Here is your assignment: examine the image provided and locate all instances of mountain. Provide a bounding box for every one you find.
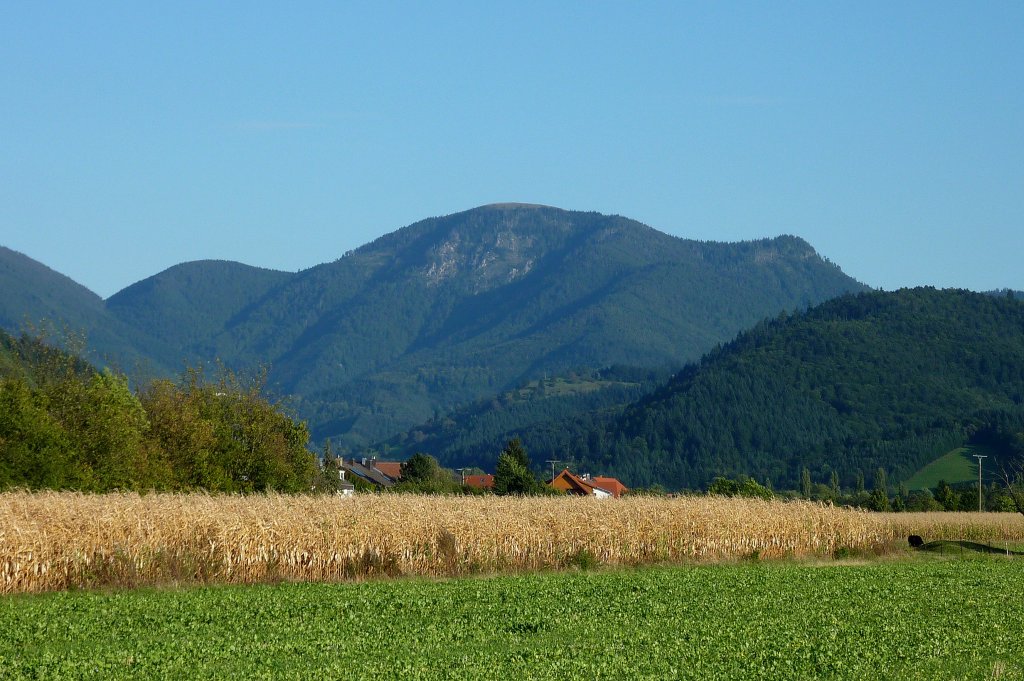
[106,260,293,369]
[0,247,168,374]
[1,204,867,448]
[488,288,1024,491]
[0,247,105,329]
[192,204,865,446]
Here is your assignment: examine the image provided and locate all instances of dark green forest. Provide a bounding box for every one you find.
[378,366,671,471]
[415,289,1024,492]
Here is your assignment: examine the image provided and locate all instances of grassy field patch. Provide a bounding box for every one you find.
[1,560,1022,679]
[904,444,996,490]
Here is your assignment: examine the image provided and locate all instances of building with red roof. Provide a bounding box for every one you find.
[463,474,495,490]
[548,469,626,499]
[372,461,403,481]
[590,476,628,498]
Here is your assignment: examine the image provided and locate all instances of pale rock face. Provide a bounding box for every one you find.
[424,235,463,284]
[753,240,814,264]
[422,227,537,291]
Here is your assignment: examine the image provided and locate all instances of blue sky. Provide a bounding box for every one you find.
[2,2,1022,298]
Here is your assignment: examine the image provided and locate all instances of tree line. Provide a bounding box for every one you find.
[0,330,316,493]
[708,466,1023,513]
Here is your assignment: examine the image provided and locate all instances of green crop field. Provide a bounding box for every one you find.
[904,444,997,490]
[2,558,1022,679]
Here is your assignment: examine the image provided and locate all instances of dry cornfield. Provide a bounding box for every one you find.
[2,491,1022,594]
[881,511,1024,543]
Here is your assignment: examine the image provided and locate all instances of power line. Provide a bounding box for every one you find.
[974,454,987,513]
[545,460,561,481]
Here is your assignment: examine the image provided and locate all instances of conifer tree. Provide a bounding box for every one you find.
[493,438,542,495]
[829,471,841,497]
[870,468,890,511]
[800,467,812,498]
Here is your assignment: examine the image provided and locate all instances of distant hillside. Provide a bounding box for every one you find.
[222,205,866,446]
[499,288,1024,490]
[1,204,867,448]
[106,260,292,369]
[378,366,673,470]
[0,247,170,374]
[0,247,104,328]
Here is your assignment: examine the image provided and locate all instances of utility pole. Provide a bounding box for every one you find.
[974,454,987,512]
[546,460,561,482]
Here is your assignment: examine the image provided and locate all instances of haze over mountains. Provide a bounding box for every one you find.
[1,204,867,451]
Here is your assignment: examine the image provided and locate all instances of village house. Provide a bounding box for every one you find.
[590,476,628,498]
[372,461,403,481]
[340,457,402,489]
[335,469,356,496]
[463,473,495,490]
[548,468,628,499]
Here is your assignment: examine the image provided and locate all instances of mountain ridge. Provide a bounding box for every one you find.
[1,204,869,448]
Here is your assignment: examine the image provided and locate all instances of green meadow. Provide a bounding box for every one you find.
[2,558,1022,680]
[904,444,996,490]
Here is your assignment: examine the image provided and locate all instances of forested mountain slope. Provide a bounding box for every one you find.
[2,204,867,448]
[105,260,293,369]
[0,247,105,329]
[0,247,171,374]
[505,288,1024,491]
[211,205,864,445]
[378,365,673,469]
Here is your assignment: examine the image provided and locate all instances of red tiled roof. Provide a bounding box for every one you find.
[373,461,403,480]
[550,469,607,497]
[464,474,494,489]
[591,476,628,498]
[343,460,394,487]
